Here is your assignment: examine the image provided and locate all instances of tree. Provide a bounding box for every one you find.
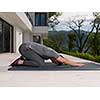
[67,32,77,52]
[66,16,94,53]
[43,12,63,51]
[88,12,100,55]
[43,38,57,50]
[50,33,64,52]
[88,32,100,56]
[48,12,62,31]
[43,33,64,52]
[48,12,62,18]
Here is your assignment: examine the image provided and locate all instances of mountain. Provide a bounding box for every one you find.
[48,30,88,36]
[48,30,89,48]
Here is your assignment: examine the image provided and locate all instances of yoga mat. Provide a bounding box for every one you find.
[8,62,100,71]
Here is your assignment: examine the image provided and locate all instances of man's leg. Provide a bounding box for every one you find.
[19,44,45,67]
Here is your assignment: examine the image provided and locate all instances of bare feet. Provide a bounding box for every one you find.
[17,59,24,65]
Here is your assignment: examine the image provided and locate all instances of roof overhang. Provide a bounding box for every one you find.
[0,12,33,32]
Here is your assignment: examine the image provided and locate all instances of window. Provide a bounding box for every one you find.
[0,20,3,52]
[0,18,13,53]
[35,13,47,26]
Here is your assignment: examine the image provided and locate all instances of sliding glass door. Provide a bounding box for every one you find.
[0,18,13,53]
[0,20,3,52]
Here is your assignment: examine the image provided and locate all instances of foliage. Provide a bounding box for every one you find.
[46,12,100,61]
[67,32,77,52]
[43,38,57,50]
[67,17,93,53]
[95,55,100,62]
[88,32,100,56]
[61,51,100,63]
[43,33,64,52]
[48,12,62,31]
[48,12,62,18]
[62,12,100,55]
[43,36,100,63]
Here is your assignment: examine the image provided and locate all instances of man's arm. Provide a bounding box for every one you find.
[56,56,85,67]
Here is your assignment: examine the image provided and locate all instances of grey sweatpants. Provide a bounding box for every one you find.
[19,44,45,67]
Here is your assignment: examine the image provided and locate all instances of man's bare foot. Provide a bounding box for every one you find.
[18,59,24,65]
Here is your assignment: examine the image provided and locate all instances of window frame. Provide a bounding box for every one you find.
[35,13,47,26]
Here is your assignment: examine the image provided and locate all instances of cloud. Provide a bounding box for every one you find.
[54,12,94,31]
[58,12,93,21]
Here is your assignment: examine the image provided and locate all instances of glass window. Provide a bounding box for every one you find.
[41,14,46,26]
[35,13,47,26]
[0,20,3,52]
[35,13,41,26]
[0,18,13,53]
[25,12,33,25]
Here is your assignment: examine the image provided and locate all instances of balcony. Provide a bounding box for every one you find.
[25,12,33,26]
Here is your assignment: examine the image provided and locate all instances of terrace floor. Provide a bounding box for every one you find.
[0,53,100,87]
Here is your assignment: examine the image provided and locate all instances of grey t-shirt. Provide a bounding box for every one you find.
[24,42,59,60]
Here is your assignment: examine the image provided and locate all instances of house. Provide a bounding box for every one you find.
[0,12,48,53]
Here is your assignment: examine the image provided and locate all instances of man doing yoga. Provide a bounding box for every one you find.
[11,42,85,67]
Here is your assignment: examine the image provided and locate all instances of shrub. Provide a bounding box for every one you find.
[43,38,56,50]
[61,51,100,63]
[43,39,100,63]
[95,56,100,62]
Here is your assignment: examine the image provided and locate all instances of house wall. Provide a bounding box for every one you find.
[0,12,48,53]
[16,12,32,31]
[23,32,31,43]
[32,13,48,44]
[15,27,23,53]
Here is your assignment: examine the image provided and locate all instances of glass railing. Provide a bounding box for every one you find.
[25,12,33,26]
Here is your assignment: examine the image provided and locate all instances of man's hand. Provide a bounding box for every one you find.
[56,56,85,67]
[70,62,85,67]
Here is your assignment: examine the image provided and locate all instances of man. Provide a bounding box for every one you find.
[11,42,85,67]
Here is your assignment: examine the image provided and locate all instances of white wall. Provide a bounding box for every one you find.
[33,26,48,34]
[15,27,23,53]
[0,12,48,54]
[23,32,31,43]
[16,12,33,31]
[0,12,33,32]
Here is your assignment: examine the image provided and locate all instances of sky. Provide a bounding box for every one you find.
[53,12,94,31]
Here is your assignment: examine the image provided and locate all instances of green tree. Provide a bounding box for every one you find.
[43,38,57,50]
[67,16,94,53]
[43,33,64,52]
[48,12,62,18]
[50,33,64,52]
[48,12,62,31]
[88,32,100,56]
[67,32,77,52]
[92,12,100,55]
[86,12,100,56]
